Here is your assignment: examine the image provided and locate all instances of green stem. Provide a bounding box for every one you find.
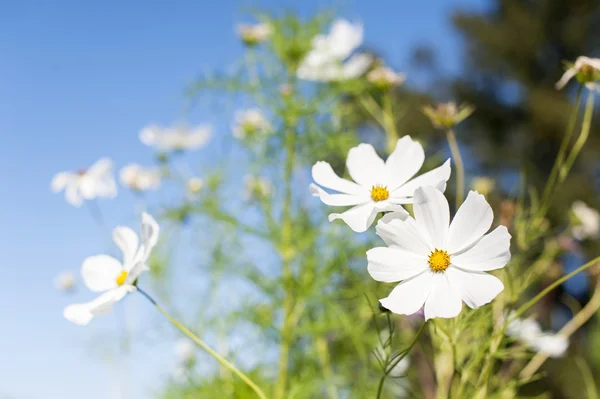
[137,288,267,399]
[559,92,595,181]
[382,92,398,153]
[375,322,427,399]
[446,129,465,208]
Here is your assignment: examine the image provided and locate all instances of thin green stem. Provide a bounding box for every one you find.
[382,92,398,153]
[375,322,427,399]
[559,92,595,181]
[137,288,267,399]
[446,129,465,208]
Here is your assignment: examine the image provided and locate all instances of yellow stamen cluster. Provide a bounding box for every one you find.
[116,270,128,286]
[428,249,451,273]
[370,186,389,202]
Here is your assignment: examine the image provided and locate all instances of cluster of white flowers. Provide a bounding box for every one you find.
[506,315,568,358]
[232,108,273,140]
[297,19,372,82]
[311,135,511,320]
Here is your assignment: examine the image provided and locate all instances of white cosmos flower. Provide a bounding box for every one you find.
[556,56,600,91]
[237,23,272,46]
[571,200,600,240]
[54,271,76,292]
[51,158,117,207]
[63,213,159,326]
[367,66,406,88]
[232,108,273,140]
[368,186,511,320]
[119,163,161,192]
[506,315,568,358]
[297,19,373,82]
[310,136,451,232]
[140,124,212,152]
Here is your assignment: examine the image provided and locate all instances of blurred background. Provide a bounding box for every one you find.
[1,1,600,398]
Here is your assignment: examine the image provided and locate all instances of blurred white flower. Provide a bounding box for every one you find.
[471,176,495,197]
[54,271,76,292]
[187,177,204,195]
[51,158,117,207]
[140,124,212,152]
[119,163,161,192]
[174,338,196,364]
[368,187,511,320]
[297,19,373,82]
[571,201,600,240]
[367,66,406,88]
[244,175,273,199]
[64,213,159,326]
[232,109,273,140]
[556,56,600,91]
[237,23,272,46]
[310,136,451,232]
[506,315,568,358]
[423,102,475,129]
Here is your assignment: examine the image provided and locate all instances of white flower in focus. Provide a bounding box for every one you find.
[571,201,600,240]
[51,158,117,207]
[368,186,511,320]
[54,271,76,292]
[310,136,451,232]
[244,175,273,199]
[237,23,272,46]
[140,124,212,152]
[297,19,373,82]
[63,213,159,326]
[367,66,406,89]
[175,338,196,364]
[556,56,600,91]
[187,177,204,195]
[506,316,568,358]
[232,109,273,140]
[119,163,161,192]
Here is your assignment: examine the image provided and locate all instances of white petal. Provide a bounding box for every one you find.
[446,267,504,309]
[113,226,140,267]
[451,226,511,271]
[346,143,386,188]
[63,287,130,325]
[341,53,373,79]
[127,262,150,283]
[446,190,494,253]
[63,303,94,326]
[184,125,212,149]
[375,212,432,255]
[385,136,425,191]
[367,247,428,282]
[139,125,160,146]
[139,212,159,261]
[555,68,576,90]
[327,19,363,59]
[65,185,83,207]
[81,255,122,292]
[311,161,365,196]
[87,158,113,176]
[535,335,568,358]
[423,273,462,320]
[413,186,449,248]
[51,172,75,192]
[309,183,370,206]
[380,272,433,315]
[328,202,378,232]
[391,159,451,199]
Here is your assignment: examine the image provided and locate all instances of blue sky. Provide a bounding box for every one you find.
[0,1,485,398]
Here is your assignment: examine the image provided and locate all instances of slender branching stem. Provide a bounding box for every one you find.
[445,129,465,208]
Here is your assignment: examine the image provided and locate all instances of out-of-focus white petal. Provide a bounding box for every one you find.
[341,53,373,79]
[446,267,504,309]
[81,255,122,292]
[127,262,150,283]
[451,226,511,271]
[139,212,159,261]
[184,125,212,149]
[380,272,433,315]
[391,159,451,199]
[87,158,113,176]
[311,161,366,196]
[309,183,370,206]
[375,213,432,255]
[65,185,83,207]
[413,186,449,248]
[346,143,385,188]
[51,172,75,192]
[328,202,378,233]
[423,273,462,320]
[113,226,140,267]
[535,335,568,358]
[367,247,428,282]
[555,68,576,90]
[327,19,363,59]
[446,191,494,253]
[385,136,425,191]
[64,287,130,326]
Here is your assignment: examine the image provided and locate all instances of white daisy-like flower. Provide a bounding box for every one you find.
[232,109,273,140]
[237,23,272,46]
[139,124,212,152]
[571,200,600,240]
[119,163,161,192]
[51,158,117,207]
[506,315,568,358]
[368,186,511,320]
[63,213,159,326]
[367,66,406,88]
[556,56,600,91]
[310,136,451,232]
[297,19,373,82]
[174,338,196,364]
[54,271,76,292]
[244,175,273,199]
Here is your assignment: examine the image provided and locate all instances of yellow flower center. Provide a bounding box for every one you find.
[428,249,451,273]
[116,270,128,286]
[371,186,389,202]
